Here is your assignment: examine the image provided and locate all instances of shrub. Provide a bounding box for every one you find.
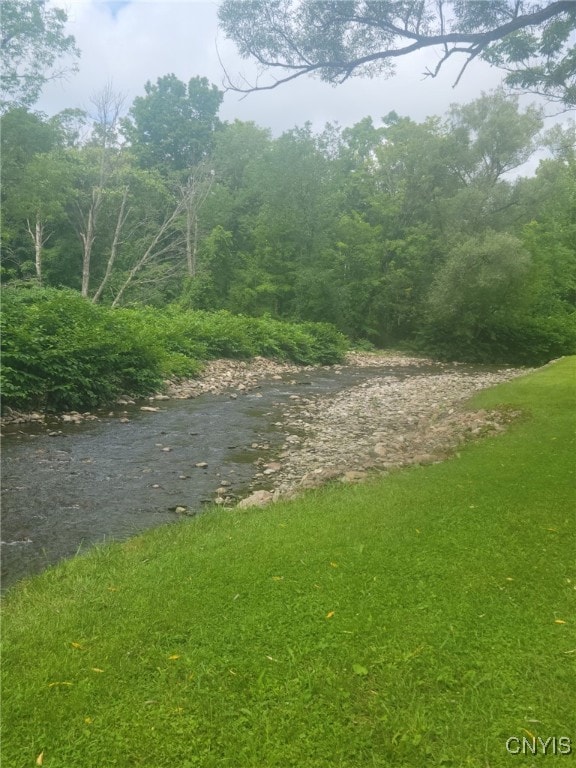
[418,311,576,365]
[1,288,348,413]
[1,288,165,412]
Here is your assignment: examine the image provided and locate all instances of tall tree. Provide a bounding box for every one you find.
[121,74,223,174]
[75,84,126,297]
[219,1,576,106]
[0,0,79,112]
[446,90,543,184]
[0,108,69,280]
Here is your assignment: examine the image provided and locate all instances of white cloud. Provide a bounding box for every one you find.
[39,1,567,136]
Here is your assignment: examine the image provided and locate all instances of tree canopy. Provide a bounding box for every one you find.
[218,0,576,106]
[121,75,223,174]
[0,0,79,112]
[1,70,574,364]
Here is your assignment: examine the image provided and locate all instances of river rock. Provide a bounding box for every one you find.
[261,359,531,501]
[62,413,83,423]
[299,468,341,489]
[237,490,274,509]
[340,470,369,483]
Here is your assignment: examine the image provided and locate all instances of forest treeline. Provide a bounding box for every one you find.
[2,75,575,379]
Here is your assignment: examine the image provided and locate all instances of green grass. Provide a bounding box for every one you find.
[2,358,575,767]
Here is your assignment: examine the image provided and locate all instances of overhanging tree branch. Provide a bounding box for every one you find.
[219,1,576,104]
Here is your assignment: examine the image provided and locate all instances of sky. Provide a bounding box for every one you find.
[37,0,529,135]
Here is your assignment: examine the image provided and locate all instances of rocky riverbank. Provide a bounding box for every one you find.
[235,357,533,508]
[1,351,534,510]
[0,356,316,427]
[0,351,433,426]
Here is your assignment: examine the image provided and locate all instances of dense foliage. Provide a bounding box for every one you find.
[1,12,575,392]
[0,0,79,112]
[218,0,576,107]
[0,286,347,412]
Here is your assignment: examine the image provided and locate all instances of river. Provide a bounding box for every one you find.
[2,362,433,591]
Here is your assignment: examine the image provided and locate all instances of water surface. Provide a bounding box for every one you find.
[1,363,446,590]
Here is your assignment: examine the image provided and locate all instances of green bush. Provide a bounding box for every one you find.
[1,288,348,413]
[483,312,576,365]
[418,311,576,365]
[1,287,165,411]
[158,308,347,366]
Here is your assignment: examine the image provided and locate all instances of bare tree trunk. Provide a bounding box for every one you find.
[185,205,195,277]
[80,188,102,297]
[75,83,126,298]
[111,201,184,308]
[181,167,215,278]
[92,186,130,303]
[26,212,50,284]
[192,213,198,277]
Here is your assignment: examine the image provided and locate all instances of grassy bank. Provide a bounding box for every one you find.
[2,358,575,767]
[0,286,347,413]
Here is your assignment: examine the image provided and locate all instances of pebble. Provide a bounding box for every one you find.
[239,356,532,506]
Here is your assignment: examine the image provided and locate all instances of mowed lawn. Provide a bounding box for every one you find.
[2,357,575,768]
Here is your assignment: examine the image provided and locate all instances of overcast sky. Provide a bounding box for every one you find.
[37,0,541,134]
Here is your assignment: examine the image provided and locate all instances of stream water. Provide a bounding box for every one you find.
[1,363,442,591]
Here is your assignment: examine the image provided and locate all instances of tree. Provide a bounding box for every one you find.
[0,0,79,112]
[427,231,532,322]
[438,90,544,235]
[0,108,70,280]
[75,84,126,297]
[520,122,576,313]
[121,74,223,174]
[17,152,73,283]
[218,1,576,106]
[446,90,543,184]
[179,166,216,278]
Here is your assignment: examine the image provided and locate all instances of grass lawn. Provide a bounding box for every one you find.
[2,357,575,767]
